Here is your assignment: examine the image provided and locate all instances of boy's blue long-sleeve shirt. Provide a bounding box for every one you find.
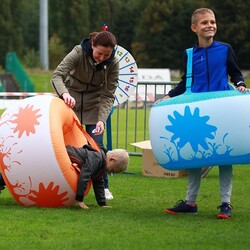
[169,41,245,97]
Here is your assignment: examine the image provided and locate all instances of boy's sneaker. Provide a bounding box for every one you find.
[104,189,113,200]
[165,200,198,214]
[217,202,232,219]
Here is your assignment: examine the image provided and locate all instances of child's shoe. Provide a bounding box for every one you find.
[165,200,198,214]
[217,202,232,219]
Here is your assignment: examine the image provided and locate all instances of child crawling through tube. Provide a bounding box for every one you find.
[66,144,129,209]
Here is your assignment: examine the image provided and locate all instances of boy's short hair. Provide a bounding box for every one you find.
[112,149,130,172]
[191,8,215,24]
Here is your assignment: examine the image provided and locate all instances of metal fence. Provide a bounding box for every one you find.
[105,81,178,155]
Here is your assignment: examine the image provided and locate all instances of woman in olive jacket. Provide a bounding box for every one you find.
[51,31,119,199]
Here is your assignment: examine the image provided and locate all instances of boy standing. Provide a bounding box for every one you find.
[66,145,129,209]
[156,8,247,219]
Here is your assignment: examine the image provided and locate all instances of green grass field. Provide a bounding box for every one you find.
[0,71,250,249]
[0,162,250,249]
[27,69,54,92]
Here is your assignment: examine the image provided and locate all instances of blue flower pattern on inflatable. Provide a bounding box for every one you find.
[165,106,217,152]
[158,104,239,169]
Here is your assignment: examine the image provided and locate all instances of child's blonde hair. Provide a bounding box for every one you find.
[110,149,130,172]
[191,8,215,24]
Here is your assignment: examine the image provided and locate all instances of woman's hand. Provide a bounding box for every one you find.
[62,92,76,108]
[93,121,105,135]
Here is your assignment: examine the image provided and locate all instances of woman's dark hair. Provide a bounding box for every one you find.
[90,31,117,49]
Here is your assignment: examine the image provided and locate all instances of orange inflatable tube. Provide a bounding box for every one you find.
[0,95,97,207]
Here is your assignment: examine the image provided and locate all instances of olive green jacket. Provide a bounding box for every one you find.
[51,42,119,125]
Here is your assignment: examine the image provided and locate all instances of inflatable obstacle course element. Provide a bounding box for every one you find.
[149,47,250,170]
[0,95,98,207]
[150,89,250,170]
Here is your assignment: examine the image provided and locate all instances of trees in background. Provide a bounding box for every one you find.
[0,0,25,69]
[1,0,250,70]
[132,0,198,68]
[208,0,250,69]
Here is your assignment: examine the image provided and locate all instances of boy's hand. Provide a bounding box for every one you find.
[237,86,248,92]
[78,202,89,209]
[153,95,170,105]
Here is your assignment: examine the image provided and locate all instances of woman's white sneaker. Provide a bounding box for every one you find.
[105,189,113,200]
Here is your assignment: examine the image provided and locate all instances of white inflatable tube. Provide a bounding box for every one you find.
[0,95,97,207]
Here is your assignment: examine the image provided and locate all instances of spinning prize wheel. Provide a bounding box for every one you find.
[101,24,138,106]
[114,45,138,106]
